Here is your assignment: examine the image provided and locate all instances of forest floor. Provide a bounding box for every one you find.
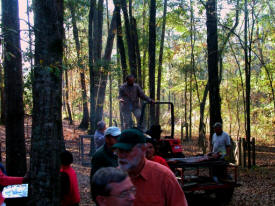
[0,118,274,206]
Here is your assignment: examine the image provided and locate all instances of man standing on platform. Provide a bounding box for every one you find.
[119,75,154,130]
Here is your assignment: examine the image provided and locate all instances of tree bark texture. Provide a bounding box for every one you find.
[132,18,142,87]
[149,0,156,124]
[89,0,96,134]
[30,0,64,205]
[93,0,104,126]
[64,69,73,124]
[206,0,222,142]
[244,0,251,168]
[0,64,5,125]
[2,0,27,176]
[120,0,137,77]
[156,0,168,125]
[68,1,89,129]
[198,82,209,154]
[95,13,117,124]
[114,0,128,81]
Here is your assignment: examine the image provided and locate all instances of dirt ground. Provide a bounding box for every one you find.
[1,119,274,206]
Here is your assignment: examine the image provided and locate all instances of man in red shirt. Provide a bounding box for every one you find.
[113,129,188,206]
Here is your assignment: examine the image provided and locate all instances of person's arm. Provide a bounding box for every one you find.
[137,85,153,103]
[118,85,125,102]
[0,170,23,186]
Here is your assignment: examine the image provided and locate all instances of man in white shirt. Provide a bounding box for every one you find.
[211,122,231,182]
[211,122,231,159]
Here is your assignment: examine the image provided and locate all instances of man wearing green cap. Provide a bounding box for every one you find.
[113,129,188,206]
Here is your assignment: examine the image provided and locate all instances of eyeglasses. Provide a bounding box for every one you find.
[110,186,136,198]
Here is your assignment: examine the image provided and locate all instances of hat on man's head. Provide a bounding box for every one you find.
[104,127,121,137]
[112,128,146,151]
[97,120,106,130]
[213,122,222,128]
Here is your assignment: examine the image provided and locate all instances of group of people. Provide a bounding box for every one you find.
[61,74,232,206]
[91,127,188,206]
[0,75,231,206]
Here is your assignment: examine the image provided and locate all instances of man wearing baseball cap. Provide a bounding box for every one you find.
[90,127,121,179]
[113,128,188,206]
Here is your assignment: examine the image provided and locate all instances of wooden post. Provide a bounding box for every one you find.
[238,138,242,166]
[252,138,256,166]
[243,138,246,168]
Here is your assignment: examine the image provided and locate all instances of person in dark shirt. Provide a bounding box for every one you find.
[90,127,121,180]
[119,75,154,129]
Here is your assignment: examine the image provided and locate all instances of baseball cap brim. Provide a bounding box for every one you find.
[111,130,121,137]
[112,142,135,151]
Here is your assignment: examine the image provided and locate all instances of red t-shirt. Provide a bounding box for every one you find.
[151,155,170,168]
[60,165,80,206]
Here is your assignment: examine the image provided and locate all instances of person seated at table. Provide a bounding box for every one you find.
[146,138,170,168]
[0,163,28,206]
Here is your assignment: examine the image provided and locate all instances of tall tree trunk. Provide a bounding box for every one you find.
[206,0,222,144]
[95,14,117,125]
[93,0,104,128]
[64,69,73,124]
[189,72,192,140]
[244,0,251,168]
[156,0,168,125]
[189,0,196,141]
[106,0,112,127]
[198,82,209,153]
[142,0,147,89]
[149,0,156,125]
[132,18,142,87]
[30,0,64,205]
[2,0,27,176]
[109,73,113,126]
[89,0,96,134]
[114,0,128,80]
[68,1,89,129]
[184,69,188,140]
[121,0,137,77]
[0,64,5,125]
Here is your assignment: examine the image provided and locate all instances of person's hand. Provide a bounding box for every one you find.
[150,99,155,104]
[119,98,125,103]
[23,172,30,183]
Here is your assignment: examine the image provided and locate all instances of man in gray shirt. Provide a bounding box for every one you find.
[119,75,154,129]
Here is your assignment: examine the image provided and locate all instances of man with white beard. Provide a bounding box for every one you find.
[113,129,188,206]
